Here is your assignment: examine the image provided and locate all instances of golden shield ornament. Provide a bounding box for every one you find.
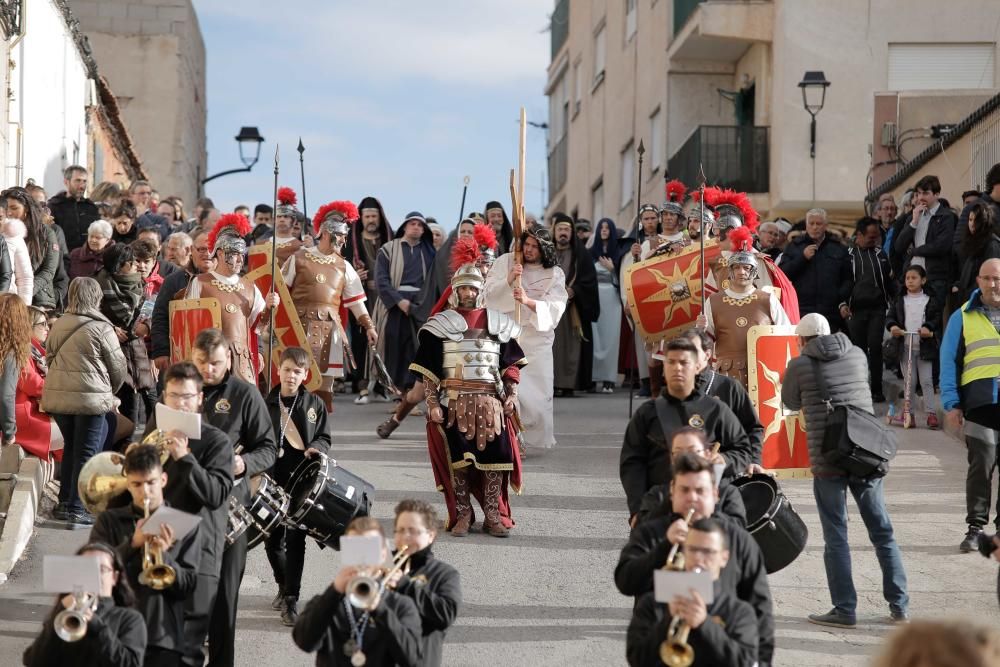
[736,316,749,327]
[688,414,705,429]
[225,303,238,313]
[315,273,327,284]
[307,408,318,423]
[214,398,231,414]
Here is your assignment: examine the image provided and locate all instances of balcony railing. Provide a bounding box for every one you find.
[667,125,769,193]
[551,0,569,60]
[673,0,703,36]
[548,134,568,199]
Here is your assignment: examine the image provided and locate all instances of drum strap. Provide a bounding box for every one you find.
[279,398,307,451]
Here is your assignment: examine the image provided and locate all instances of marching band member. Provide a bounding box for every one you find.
[281,199,377,412]
[90,444,202,667]
[23,542,147,667]
[627,518,759,667]
[293,516,422,667]
[388,500,462,667]
[264,346,331,626]
[145,362,233,666]
[615,453,775,667]
[190,328,277,667]
[183,213,279,385]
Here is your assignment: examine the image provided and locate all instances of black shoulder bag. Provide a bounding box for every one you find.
[810,358,897,478]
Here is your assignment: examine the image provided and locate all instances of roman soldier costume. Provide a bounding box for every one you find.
[268,186,303,266]
[649,179,692,258]
[410,246,525,537]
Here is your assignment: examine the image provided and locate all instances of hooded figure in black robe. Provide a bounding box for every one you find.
[483,201,515,256]
[550,212,600,394]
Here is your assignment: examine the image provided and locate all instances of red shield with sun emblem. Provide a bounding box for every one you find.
[747,325,812,477]
[623,240,722,343]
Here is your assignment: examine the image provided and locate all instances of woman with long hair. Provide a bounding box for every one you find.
[587,218,623,393]
[15,306,62,460]
[955,200,1000,303]
[0,293,31,449]
[23,541,146,667]
[3,186,60,310]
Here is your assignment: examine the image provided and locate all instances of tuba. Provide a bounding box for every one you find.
[346,545,411,611]
[138,497,176,590]
[78,431,171,514]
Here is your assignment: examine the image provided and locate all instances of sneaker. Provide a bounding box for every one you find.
[67,511,95,526]
[271,588,286,611]
[372,392,391,403]
[281,597,298,626]
[890,610,910,624]
[808,609,856,628]
[960,526,983,553]
[51,503,69,521]
[353,394,370,405]
[926,413,940,429]
[601,385,614,394]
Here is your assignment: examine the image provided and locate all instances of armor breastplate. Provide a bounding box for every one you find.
[275,239,302,266]
[710,290,772,361]
[290,251,345,322]
[197,275,252,352]
[441,330,501,382]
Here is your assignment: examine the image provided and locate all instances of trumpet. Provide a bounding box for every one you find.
[138,498,176,590]
[659,507,698,667]
[664,507,696,572]
[346,545,411,611]
[54,589,98,642]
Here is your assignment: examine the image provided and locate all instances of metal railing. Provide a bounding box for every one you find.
[667,125,770,193]
[548,134,568,198]
[551,0,569,60]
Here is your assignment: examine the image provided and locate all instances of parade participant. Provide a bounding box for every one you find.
[90,444,202,667]
[388,499,462,666]
[635,427,746,527]
[428,216,479,312]
[483,227,567,452]
[261,187,303,266]
[550,213,599,397]
[615,453,775,666]
[373,211,436,396]
[145,362,233,666]
[183,213,279,385]
[483,201,515,255]
[345,196,393,403]
[282,200,377,412]
[627,518,759,667]
[264,347,331,626]
[588,218,622,393]
[409,254,525,536]
[620,204,663,396]
[686,203,713,243]
[189,328,277,667]
[648,180,690,257]
[292,516,422,667]
[702,226,790,389]
[619,338,753,525]
[23,541,147,667]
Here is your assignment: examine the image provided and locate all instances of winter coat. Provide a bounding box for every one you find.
[28,224,62,310]
[94,268,151,391]
[894,205,959,286]
[40,310,127,416]
[15,341,54,460]
[3,218,33,305]
[778,234,852,320]
[47,191,100,252]
[847,245,893,310]
[885,287,942,361]
[782,333,873,477]
[68,241,112,280]
[955,233,1000,304]
[0,234,11,294]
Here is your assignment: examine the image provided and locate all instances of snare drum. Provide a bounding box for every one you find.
[733,473,808,574]
[244,474,292,550]
[287,453,374,549]
[225,495,254,547]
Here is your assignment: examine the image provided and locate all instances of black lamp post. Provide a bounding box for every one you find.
[797,71,830,159]
[201,126,265,184]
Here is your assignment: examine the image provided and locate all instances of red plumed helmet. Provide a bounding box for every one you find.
[472,223,498,251]
[449,237,481,273]
[728,225,754,253]
[312,200,359,236]
[207,213,252,253]
[664,179,687,203]
[277,187,297,207]
[691,185,723,208]
[712,189,760,232]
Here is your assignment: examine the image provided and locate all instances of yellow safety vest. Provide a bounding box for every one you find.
[960,307,1000,385]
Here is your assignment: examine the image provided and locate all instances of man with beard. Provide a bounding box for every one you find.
[410,254,524,536]
[48,165,100,253]
[257,188,302,266]
[550,213,598,397]
[648,180,690,258]
[373,211,436,394]
[345,196,393,402]
[483,201,515,256]
[282,200,377,412]
[619,203,662,396]
[183,214,279,385]
[483,228,567,452]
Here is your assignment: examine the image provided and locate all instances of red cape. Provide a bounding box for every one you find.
[761,255,800,323]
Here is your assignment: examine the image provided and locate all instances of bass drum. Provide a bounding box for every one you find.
[287,453,374,549]
[733,474,808,574]
[245,474,292,550]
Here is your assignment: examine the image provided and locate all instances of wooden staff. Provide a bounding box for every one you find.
[509,107,527,324]
[267,145,279,390]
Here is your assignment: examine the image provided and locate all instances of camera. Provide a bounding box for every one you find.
[977,532,998,558]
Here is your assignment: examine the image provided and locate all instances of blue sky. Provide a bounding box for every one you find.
[196,1,551,230]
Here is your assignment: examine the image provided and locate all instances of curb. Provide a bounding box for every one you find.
[0,455,54,581]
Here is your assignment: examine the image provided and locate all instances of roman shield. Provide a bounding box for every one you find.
[245,245,322,391]
[168,298,222,364]
[746,324,812,477]
[623,239,722,343]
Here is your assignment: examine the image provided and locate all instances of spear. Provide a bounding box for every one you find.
[697,163,707,312]
[629,140,645,418]
[297,138,307,221]
[458,175,470,223]
[268,145,280,390]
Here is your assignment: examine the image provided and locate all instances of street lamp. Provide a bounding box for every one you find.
[797,71,830,159]
[201,126,266,184]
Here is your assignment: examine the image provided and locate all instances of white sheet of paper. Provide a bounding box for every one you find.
[155,403,202,439]
[340,534,383,566]
[654,569,715,605]
[141,505,202,543]
[43,555,102,593]
[713,463,726,487]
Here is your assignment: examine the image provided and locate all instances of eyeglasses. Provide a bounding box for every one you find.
[164,392,199,401]
[32,321,48,329]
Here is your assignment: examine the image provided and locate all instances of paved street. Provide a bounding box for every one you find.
[0,390,998,666]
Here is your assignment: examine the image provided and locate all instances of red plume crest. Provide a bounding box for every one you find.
[713,189,759,232]
[207,213,251,253]
[312,200,359,236]
[277,187,297,207]
[664,179,687,203]
[449,238,481,273]
[728,225,754,253]
[472,223,498,250]
[691,185,722,208]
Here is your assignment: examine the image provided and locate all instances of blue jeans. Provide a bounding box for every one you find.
[54,413,109,514]
[813,476,909,616]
